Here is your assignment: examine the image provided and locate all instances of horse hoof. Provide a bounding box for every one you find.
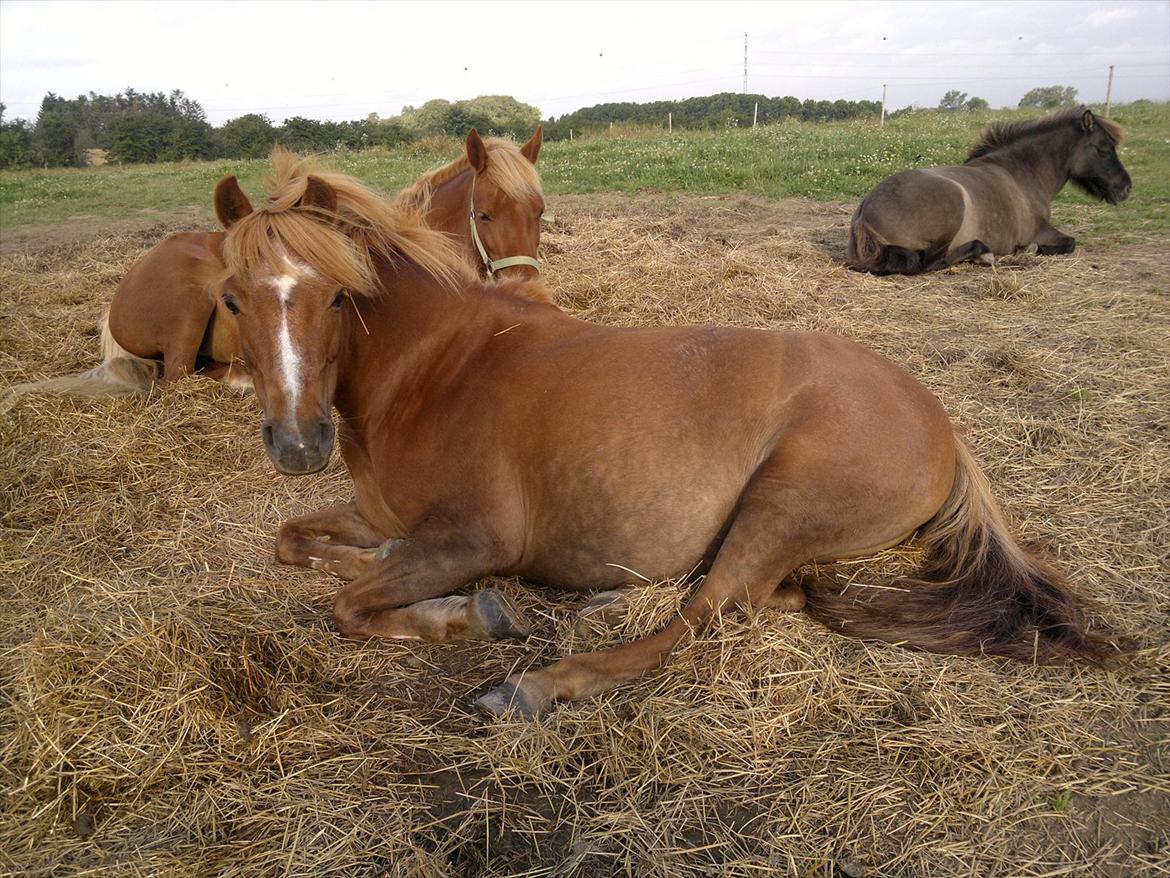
[474,681,544,720]
[575,589,631,634]
[471,590,531,640]
[376,538,404,560]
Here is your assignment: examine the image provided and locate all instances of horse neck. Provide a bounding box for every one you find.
[978,129,1075,202]
[333,261,512,424]
[426,168,474,249]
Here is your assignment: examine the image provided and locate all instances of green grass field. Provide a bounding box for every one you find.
[1,102,1167,242]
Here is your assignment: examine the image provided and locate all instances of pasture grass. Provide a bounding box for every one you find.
[2,102,1166,242]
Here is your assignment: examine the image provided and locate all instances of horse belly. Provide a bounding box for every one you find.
[522,480,739,590]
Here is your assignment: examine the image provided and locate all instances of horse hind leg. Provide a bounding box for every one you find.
[476,485,815,720]
[924,239,991,272]
[872,245,927,276]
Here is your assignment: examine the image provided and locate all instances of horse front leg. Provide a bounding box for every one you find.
[331,518,530,643]
[276,500,386,580]
[1034,222,1076,256]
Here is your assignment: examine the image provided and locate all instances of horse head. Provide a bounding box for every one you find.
[213,173,350,475]
[1069,109,1131,205]
[465,127,544,279]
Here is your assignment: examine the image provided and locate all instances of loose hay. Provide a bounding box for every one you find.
[1,196,1167,877]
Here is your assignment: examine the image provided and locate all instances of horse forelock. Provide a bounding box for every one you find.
[966,107,1125,162]
[223,148,470,295]
[397,137,543,210]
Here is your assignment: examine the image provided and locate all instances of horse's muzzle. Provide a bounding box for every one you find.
[262,418,335,474]
[1108,181,1132,204]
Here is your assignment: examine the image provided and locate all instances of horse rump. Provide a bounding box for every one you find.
[805,438,1125,664]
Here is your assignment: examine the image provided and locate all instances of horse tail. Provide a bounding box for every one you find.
[805,438,1121,664]
[1,311,160,413]
[847,209,925,275]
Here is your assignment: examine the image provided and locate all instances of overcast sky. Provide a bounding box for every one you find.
[2,0,1168,125]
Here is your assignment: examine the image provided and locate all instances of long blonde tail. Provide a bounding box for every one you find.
[1,312,160,413]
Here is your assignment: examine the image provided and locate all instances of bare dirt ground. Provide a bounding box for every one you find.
[1,194,1167,877]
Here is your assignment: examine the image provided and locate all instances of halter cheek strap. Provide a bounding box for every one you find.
[468,175,541,277]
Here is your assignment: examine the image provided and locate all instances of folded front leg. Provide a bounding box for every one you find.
[331,517,528,643]
[1034,221,1076,256]
[276,500,386,580]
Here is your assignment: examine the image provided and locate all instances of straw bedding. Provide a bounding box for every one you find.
[1,195,1167,876]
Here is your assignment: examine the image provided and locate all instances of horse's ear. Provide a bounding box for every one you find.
[214,175,254,229]
[466,128,489,174]
[1081,109,1095,132]
[520,125,543,165]
[299,175,338,213]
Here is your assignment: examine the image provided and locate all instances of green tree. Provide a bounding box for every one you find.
[401,99,452,133]
[216,113,276,158]
[965,96,990,112]
[938,90,968,111]
[1019,85,1078,109]
[0,103,36,169]
[34,111,79,166]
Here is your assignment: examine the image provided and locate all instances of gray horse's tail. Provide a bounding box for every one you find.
[1,311,160,413]
[847,210,925,276]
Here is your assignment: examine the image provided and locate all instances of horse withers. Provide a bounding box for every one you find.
[848,108,1131,275]
[0,128,544,409]
[211,151,1121,720]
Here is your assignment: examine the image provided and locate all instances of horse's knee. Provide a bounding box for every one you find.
[274,523,303,565]
[331,592,368,639]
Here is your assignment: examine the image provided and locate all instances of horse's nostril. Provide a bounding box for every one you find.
[262,424,276,453]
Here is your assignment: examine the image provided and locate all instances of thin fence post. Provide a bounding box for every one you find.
[753,102,758,129]
[880,83,888,128]
[668,112,672,132]
[1105,64,1115,117]
[570,128,573,141]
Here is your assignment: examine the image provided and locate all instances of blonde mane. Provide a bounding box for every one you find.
[396,137,543,213]
[223,148,472,295]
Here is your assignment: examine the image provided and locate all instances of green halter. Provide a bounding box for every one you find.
[468,174,541,277]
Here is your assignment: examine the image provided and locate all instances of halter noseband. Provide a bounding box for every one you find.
[468,173,541,277]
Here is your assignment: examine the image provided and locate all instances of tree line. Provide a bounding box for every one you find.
[0,83,1089,170]
[0,90,544,169]
[541,92,882,138]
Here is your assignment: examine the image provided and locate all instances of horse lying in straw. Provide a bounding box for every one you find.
[209,150,1121,719]
[848,108,1131,275]
[0,128,543,408]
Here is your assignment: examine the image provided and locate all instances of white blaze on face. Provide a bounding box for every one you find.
[265,257,315,421]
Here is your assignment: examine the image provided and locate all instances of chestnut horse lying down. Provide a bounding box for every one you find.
[848,108,1131,275]
[0,128,543,407]
[214,151,1118,719]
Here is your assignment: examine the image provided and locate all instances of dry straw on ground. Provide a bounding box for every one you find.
[1,196,1167,877]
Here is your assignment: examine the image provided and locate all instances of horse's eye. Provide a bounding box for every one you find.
[331,289,347,309]
[223,294,240,315]
[478,212,492,222]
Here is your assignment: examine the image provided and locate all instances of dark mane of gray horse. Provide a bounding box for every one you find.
[966,107,1123,162]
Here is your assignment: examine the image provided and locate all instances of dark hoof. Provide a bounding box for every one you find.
[474,681,544,720]
[376,538,404,560]
[575,589,631,635]
[471,590,531,640]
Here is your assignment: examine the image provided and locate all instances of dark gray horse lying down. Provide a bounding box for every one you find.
[848,107,1131,276]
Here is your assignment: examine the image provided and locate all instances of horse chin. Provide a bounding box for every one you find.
[270,457,331,476]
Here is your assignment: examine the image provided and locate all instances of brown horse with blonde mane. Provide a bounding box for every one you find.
[212,151,1120,719]
[848,108,1131,275]
[0,128,543,407]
